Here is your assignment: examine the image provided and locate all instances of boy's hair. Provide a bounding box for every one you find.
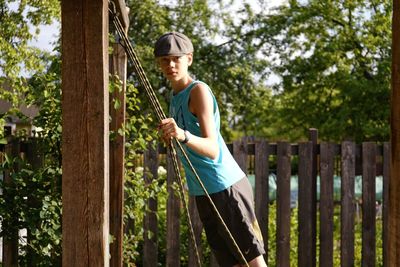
[154,32,193,57]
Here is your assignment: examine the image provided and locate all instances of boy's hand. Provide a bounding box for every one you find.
[158,118,185,144]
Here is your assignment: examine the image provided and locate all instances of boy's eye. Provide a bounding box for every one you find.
[160,56,183,65]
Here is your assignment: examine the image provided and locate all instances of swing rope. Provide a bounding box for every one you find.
[108,2,250,266]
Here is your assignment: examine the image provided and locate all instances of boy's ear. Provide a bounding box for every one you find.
[187,53,193,66]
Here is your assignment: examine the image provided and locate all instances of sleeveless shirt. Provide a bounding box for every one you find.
[169,80,245,196]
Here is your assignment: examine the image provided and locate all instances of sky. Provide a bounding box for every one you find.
[31,0,286,52]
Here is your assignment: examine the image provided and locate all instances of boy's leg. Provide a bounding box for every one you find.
[195,178,266,266]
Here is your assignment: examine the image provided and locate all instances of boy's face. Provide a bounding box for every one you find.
[157,53,193,82]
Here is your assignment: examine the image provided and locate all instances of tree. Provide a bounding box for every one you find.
[124,0,273,140]
[250,0,392,142]
[0,0,60,137]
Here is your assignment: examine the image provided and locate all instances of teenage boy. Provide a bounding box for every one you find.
[156,32,267,267]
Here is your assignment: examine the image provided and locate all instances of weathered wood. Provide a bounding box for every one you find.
[362,142,376,267]
[254,140,269,262]
[297,142,314,267]
[233,137,248,175]
[109,41,127,267]
[341,141,356,267]
[383,142,390,267]
[276,142,291,267]
[166,149,181,267]
[210,252,220,267]
[319,142,335,267]
[2,139,19,267]
[61,0,110,265]
[110,0,129,30]
[143,145,159,267]
[389,0,400,265]
[25,139,45,266]
[308,128,318,267]
[188,196,203,267]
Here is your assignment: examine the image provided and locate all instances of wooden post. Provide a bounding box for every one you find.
[298,142,314,267]
[276,142,291,267]
[362,142,376,267]
[2,139,19,267]
[166,149,180,267]
[109,25,128,267]
[254,140,269,262]
[341,141,356,267]
[233,137,248,175]
[143,145,159,267]
[319,142,335,267]
[383,142,390,267]
[61,0,110,266]
[188,196,203,267]
[389,0,400,265]
[308,128,318,267]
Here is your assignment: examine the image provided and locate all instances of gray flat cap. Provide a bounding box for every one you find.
[154,32,194,57]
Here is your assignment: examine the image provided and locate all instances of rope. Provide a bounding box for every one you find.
[108,2,250,266]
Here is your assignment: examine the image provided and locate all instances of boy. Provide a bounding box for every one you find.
[156,32,267,267]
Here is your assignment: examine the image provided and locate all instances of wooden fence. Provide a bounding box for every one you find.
[0,131,390,266]
[141,133,390,267]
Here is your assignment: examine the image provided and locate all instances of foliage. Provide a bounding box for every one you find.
[0,0,60,139]
[0,0,393,265]
[124,0,273,140]
[249,0,392,142]
[0,140,62,266]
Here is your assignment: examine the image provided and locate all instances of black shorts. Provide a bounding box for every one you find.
[195,177,265,267]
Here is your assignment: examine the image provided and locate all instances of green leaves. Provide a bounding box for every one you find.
[252,0,392,141]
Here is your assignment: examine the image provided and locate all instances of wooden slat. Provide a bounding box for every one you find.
[341,141,356,267]
[319,142,335,267]
[61,0,110,265]
[166,149,181,267]
[209,252,219,267]
[276,142,291,267]
[2,139,19,267]
[233,137,248,175]
[25,139,44,266]
[254,140,269,262]
[297,142,314,267]
[109,41,127,267]
[110,0,129,30]
[383,142,390,267]
[362,142,376,267]
[389,0,400,264]
[188,196,203,267]
[308,129,318,267]
[143,145,159,267]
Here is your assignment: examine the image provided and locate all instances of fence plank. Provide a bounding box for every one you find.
[308,129,318,267]
[276,142,291,267]
[233,137,248,175]
[143,145,159,267]
[109,40,127,267]
[166,149,181,267]
[383,142,390,267]
[319,142,335,267]
[362,142,377,267]
[25,139,44,266]
[188,196,203,267]
[2,139,20,267]
[298,142,314,267]
[341,141,356,267]
[254,140,269,262]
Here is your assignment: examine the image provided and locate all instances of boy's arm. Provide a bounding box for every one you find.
[159,83,219,159]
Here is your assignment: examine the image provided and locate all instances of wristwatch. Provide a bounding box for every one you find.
[181,130,191,144]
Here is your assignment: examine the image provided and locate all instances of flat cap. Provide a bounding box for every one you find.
[154,32,194,57]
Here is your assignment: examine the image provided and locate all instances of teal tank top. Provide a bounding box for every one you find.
[169,80,245,196]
